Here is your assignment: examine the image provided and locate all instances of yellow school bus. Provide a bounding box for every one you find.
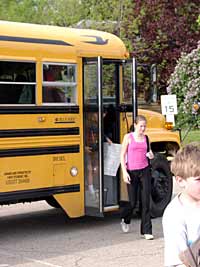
[0,20,180,218]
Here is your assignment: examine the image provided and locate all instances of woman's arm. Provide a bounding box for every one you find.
[120,134,131,184]
[146,149,154,160]
[104,135,112,144]
[146,137,154,160]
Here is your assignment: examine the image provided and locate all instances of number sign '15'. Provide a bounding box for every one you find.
[161,95,178,115]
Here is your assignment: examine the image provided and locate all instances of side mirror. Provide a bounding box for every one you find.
[150,64,157,83]
[150,64,157,102]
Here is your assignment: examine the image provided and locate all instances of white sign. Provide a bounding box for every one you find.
[104,143,121,177]
[161,94,178,115]
[166,114,175,125]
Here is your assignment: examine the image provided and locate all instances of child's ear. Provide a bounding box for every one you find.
[175,176,186,188]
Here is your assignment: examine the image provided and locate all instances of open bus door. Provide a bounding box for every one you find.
[83,57,137,217]
[83,57,104,216]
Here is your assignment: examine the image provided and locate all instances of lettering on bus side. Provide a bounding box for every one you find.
[54,117,76,123]
[53,156,66,162]
[4,170,31,185]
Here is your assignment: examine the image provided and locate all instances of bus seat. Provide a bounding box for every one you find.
[43,87,66,103]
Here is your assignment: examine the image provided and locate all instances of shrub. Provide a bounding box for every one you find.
[167,42,200,128]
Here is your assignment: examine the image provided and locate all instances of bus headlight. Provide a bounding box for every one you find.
[70,167,78,177]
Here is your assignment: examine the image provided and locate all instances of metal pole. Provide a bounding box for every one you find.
[97,56,103,213]
[132,57,137,125]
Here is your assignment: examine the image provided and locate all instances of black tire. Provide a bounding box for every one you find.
[150,153,172,218]
[46,196,61,209]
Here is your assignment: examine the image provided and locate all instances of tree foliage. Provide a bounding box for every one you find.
[0,0,199,110]
[0,0,86,26]
[167,42,200,128]
[121,0,200,95]
[80,0,200,109]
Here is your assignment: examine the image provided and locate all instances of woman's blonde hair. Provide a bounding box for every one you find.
[130,115,147,132]
[171,142,200,179]
[135,115,147,124]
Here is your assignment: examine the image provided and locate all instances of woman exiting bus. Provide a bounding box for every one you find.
[120,115,154,240]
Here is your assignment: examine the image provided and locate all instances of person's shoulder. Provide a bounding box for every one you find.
[163,195,184,221]
[124,132,132,140]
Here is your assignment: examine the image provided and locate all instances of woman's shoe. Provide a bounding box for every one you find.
[121,219,130,233]
[143,234,154,240]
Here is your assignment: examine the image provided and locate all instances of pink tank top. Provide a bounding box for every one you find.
[127,133,148,171]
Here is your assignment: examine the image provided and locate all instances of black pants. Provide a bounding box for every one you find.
[121,166,152,235]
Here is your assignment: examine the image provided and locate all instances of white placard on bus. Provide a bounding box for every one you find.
[161,94,177,115]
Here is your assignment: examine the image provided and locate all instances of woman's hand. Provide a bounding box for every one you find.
[120,134,130,184]
[146,150,154,160]
[85,146,92,153]
[106,137,112,145]
[123,171,131,184]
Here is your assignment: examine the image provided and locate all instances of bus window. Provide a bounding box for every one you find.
[42,63,77,104]
[0,61,36,104]
[102,64,117,98]
[122,63,132,104]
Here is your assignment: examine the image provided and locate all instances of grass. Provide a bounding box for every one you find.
[181,129,200,145]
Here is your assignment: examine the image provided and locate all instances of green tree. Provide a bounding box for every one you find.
[0,0,52,24]
[122,0,200,96]
[79,0,132,36]
[75,0,200,100]
[0,0,199,99]
[0,0,85,26]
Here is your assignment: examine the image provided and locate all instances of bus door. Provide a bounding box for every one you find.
[102,58,137,211]
[101,59,121,211]
[83,57,104,216]
[83,57,137,216]
[119,58,138,202]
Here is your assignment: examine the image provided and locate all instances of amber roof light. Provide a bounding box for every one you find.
[165,122,173,130]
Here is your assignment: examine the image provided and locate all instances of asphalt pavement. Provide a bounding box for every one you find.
[0,178,181,267]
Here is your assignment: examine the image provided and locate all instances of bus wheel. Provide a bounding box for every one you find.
[46,196,61,209]
[150,153,173,218]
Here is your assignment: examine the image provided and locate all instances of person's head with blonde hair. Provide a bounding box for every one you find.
[171,142,200,180]
[130,115,147,132]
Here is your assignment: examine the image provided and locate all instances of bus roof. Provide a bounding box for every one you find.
[0,20,129,61]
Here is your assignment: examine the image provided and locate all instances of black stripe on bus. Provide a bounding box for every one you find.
[0,106,79,114]
[0,145,79,158]
[0,127,79,138]
[0,35,73,46]
[54,121,76,124]
[0,184,80,203]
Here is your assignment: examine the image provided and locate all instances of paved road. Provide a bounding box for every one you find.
[0,180,181,267]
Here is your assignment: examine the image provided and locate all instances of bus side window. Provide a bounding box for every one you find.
[0,61,36,105]
[43,87,66,103]
[42,63,77,105]
[18,85,35,104]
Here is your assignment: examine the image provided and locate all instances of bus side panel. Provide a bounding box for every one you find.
[0,151,84,218]
[0,153,82,192]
